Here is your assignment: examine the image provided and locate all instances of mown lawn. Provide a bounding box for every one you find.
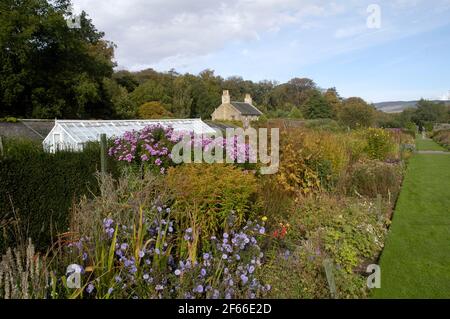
[373,150,450,298]
[416,136,447,151]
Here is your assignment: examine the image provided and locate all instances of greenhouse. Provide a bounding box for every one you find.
[43,119,216,152]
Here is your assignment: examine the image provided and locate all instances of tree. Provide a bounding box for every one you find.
[411,99,448,127]
[303,91,332,119]
[0,0,116,118]
[288,106,303,119]
[138,101,172,119]
[103,78,136,119]
[324,88,342,118]
[338,97,375,128]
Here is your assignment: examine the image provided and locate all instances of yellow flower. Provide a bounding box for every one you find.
[261,216,268,222]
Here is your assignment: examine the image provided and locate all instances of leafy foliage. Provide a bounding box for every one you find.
[0,138,118,252]
[338,98,376,129]
[166,164,258,254]
[361,128,395,161]
[138,102,173,119]
[0,0,115,118]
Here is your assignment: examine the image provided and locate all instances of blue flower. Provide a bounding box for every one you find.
[240,274,249,285]
[249,265,255,274]
[222,254,228,260]
[120,243,128,251]
[108,287,114,294]
[200,268,207,277]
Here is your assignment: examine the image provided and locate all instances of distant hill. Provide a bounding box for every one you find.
[374,100,450,113]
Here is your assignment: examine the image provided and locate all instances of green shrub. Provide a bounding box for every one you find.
[0,117,18,123]
[362,128,395,161]
[304,119,343,132]
[0,138,118,252]
[165,164,258,257]
[432,130,450,150]
[344,160,403,199]
[263,194,388,298]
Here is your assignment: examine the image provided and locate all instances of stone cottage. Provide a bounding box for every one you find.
[211,90,263,125]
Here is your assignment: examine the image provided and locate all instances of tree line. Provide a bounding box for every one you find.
[1,0,449,129]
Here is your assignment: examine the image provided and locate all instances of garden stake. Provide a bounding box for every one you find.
[376,194,383,221]
[100,133,107,175]
[0,136,3,157]
[323,258,337,299]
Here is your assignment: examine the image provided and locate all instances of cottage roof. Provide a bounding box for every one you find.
[230,102,263,116]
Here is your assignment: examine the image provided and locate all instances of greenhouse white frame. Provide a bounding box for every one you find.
[43,119,216,152]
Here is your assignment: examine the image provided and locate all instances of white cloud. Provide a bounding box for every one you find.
[440,91,450,101]
[72,0,344,70]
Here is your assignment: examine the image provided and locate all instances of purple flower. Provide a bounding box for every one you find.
[120,243,128,251]
[130,266,138,274]
[108,287,114,294]
[240,274,249,285]
[200,268,207,277]
[174,269,181,276]
[249,265,255,274]
[103,218,113,228]
[86,283,94,294]
[203,253,210,260]
[138,250,145,258]
[196,285,204,293]
[222,254,228,260]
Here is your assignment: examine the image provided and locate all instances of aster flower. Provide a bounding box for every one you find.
[86,283,94,294]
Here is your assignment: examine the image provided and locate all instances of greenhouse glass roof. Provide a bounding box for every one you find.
[54,119,216,143]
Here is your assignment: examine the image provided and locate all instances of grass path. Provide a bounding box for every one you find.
[373,138,450,298]
[415,136,447,151]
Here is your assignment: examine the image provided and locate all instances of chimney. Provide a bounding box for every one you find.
[222,90,230,104]
[244,94,252,105]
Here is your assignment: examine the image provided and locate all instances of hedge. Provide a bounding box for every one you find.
[0,138,118,252]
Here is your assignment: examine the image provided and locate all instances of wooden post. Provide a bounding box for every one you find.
[323,258,337,299]
[376,194,383,220]
[0,136,4,157]
[100,133,107,175]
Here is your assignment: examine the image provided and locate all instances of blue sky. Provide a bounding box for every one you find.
[72,0,450,102]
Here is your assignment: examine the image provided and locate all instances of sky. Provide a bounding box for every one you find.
[71,0,450,103]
